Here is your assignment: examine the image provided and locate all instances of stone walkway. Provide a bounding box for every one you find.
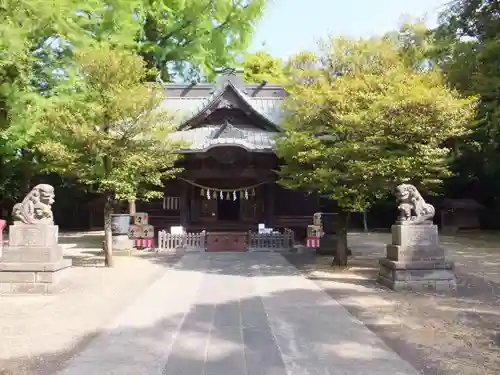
[56,253,419,375]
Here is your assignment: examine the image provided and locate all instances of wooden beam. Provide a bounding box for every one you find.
[181,168,276,180]
[265,183,276,227]
[179,180,189,227]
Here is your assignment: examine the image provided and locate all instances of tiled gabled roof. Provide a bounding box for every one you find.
[168,122,276,153]
[159,80,285,131]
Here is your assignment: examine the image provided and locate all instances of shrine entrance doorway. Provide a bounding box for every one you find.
[217,197,240,221]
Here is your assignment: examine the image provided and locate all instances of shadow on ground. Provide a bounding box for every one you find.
[54,231,500,375]
[0,258,418,375]
[282,238,500,375]
[3,232,500,375]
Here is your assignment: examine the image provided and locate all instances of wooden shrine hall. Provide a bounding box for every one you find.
[135,69,320,245]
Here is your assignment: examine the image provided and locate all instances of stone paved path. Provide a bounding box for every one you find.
[56,253,419,375]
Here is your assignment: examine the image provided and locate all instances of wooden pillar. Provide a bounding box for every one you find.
[265,183,276,228]
[179,180,189,228]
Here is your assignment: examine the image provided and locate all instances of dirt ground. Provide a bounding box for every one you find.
[0,232,183,375]
[284,232,500,375]
[2,231,500,374]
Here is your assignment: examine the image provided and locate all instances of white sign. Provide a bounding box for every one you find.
[170,226,185,235]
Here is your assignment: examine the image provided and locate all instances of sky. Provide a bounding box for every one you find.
[249,0,449,59]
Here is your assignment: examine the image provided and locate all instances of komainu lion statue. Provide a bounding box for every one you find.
[394,184,435,225]
[12,184,55,225]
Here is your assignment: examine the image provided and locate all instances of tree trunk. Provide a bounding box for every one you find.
[363,209,368,232]
[128,200,136,215]
[103,193,114,268]
[332,210,349,267]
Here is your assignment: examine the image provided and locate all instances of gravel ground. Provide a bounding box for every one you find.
[0,232,182,375]
[284,232,500,375]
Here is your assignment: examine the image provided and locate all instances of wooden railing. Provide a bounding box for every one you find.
[247,230,294,252]
[157,230,294,252]
[157,231,206,252]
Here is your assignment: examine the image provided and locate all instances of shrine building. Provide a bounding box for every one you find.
[133,69,321,237]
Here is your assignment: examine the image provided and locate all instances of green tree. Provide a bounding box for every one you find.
[276,37,476,266]
[0,0,73,201]
[242,51,286,84]
[134,0,267,81]
[433,0,500,207]
[0,0,138,202]
[385,20,437,70]
[37,45,183,267]
[437,0,500,41]
[49,0,268,81]
[1,0,266,203]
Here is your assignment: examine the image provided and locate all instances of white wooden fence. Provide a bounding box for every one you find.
[157,230,206,252]
[157,229,294,252]
[247,230,294,252]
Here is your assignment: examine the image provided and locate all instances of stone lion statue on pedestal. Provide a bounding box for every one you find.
[394,184,435,225]
[12,184,55,225]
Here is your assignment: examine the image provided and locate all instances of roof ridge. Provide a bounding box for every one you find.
[229,84,284,131]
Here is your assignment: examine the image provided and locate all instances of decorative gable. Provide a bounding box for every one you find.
[178,80,283,132]
[215,97,235,110]
[210,121,246,140]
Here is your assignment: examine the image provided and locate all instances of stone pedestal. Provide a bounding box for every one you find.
[378,224,456,292]
[0,224,72,294]
[111,214,132,252]
[112,235,133,251]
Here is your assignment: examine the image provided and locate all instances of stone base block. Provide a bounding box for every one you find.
[391,223,439,247]
[0,259,72,295]
[112,248,133,256]
[378,275,457,292]
[0,258,71,271]
[9,224,59,247]
[112,235,133,251]
[2,245,63,263]
[386,244,446,262]
[378,258,456,292]
[3,224,64,263]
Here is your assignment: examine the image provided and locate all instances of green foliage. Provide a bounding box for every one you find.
[1,0,57,152]
[276,37,477,212]
[36,45,184,201]
[73,0,144,48]
[0,0,265,202]
[438,0,500,41]
[136,0,267,81]
[242,51,286,84]
[384,20,437,71]
[0,0,83,200]
[433,0,500,199]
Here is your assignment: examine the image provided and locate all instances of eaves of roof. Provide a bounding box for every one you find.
[168,123,276,154]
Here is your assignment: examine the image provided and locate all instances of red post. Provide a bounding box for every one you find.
[0,219,6,258]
